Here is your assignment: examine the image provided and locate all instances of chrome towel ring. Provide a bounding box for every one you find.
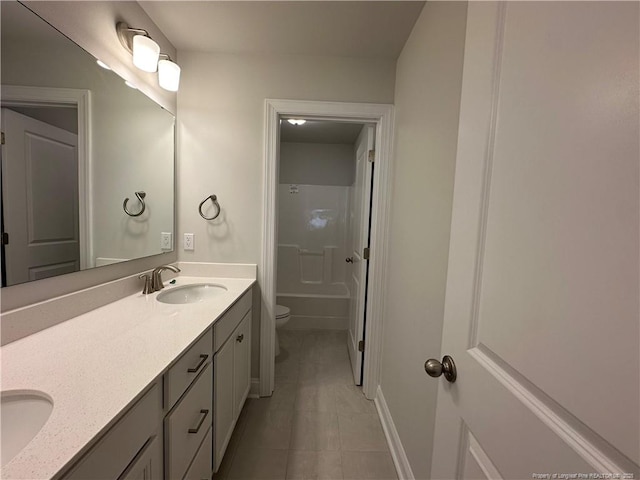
[123,191,146,217]
[199,194,221,220]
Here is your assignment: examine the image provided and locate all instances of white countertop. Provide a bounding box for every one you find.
[0,275,255,479]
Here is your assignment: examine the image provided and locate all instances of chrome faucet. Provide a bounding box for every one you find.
[151,264,181,292]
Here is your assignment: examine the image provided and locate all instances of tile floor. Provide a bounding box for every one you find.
[213,329,398,480]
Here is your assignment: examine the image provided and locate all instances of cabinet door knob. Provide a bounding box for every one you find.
[236,333,244,343]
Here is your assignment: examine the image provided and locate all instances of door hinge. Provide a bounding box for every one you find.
[368,149,375,163]
[1,232,8,245]
[358,340,365,352]
[363,247,370,260]
[1,132,5,145]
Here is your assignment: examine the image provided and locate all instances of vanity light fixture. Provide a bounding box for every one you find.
[117,21,180,91]
[132,34,160,73]
[158,55,181,92]
[287,119,307,125]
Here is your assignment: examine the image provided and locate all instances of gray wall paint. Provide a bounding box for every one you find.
[8,106,78,134]
[379,2,468,478]
[177,51,396,379]
[280,142,355,186]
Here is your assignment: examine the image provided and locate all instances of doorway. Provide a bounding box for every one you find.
[260,99,395,399]
[274,119,374,387]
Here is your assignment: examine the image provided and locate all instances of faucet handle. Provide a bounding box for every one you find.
[139,273,152,295]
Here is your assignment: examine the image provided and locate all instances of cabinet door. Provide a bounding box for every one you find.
[213,336,234,472]
[117,434,162,480]
[183,427,212,480]
[61,384,162,480]
[233,311,251,418]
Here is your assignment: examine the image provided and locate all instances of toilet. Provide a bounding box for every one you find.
[275,304,291,356]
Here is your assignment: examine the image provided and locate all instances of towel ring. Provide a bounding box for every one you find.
[199,194,221,220]
[123,191,146,217]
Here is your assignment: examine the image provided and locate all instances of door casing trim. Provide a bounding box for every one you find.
[261,99,395,399]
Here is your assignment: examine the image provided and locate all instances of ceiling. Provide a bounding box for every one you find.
[139,1,425,58]
[280,120,365,144]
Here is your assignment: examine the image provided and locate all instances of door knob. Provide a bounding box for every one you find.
[424,355,457,383]
[345,257,354,263]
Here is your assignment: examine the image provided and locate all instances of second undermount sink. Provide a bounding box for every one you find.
[156,283,228,304]
[1,391,54,467]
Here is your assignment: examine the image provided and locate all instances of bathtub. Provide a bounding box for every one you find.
[276,283,350,330]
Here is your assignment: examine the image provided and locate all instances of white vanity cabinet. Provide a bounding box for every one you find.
[213,291,252,472]
[56,286,253,480]
[60,383,163,480]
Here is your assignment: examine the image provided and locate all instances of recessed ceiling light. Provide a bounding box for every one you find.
[287,119,306,126]
[96,59,111,70]
[124,80,137,89]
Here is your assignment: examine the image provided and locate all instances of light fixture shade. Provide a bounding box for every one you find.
[158,59,181,92]
[132,34,160,73]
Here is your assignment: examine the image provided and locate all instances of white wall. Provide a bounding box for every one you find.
[379,3,468,478]
[280,142,354,186]
[177,51,395,376]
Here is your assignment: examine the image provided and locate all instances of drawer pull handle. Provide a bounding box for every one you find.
[188,409,209,434]
[236,334,244,343]
[187,354,208,373]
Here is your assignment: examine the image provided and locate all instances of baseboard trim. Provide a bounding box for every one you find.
[375,386,415,480]
[249,377,261,398]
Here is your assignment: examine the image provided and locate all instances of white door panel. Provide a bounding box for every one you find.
[432,2,639,478]
[347,124,374,385]
[2,108,79,285]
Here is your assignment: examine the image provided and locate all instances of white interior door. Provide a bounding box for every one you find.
[347,124,374,385]
[431,2,639,478]
[1,108,80,285]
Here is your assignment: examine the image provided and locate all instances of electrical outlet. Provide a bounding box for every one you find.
[184,233,194,251]
[160,232,172,250]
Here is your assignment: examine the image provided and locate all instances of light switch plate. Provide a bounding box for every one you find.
[160,232,172,250]
[184,233,194,251]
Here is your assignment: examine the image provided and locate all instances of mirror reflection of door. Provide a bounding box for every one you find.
[1,107,80,286]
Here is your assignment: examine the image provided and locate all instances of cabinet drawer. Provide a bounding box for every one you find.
[213,289,251,352]
[183,426,212,480]
[165,329,213,410]
[62,383,162,480]
[165,362,213,480]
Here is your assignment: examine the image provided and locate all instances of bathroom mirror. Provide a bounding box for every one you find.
[0,1,175,287]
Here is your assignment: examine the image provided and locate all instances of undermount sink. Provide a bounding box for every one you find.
[156,283,228,304]
[1,391,54,467]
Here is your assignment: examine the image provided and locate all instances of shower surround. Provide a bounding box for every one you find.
[276,183,351,329]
